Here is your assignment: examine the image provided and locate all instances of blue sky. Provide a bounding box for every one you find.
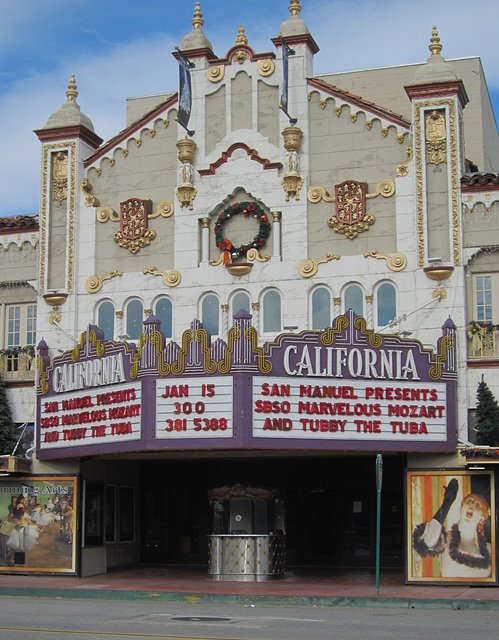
[1,0,498,217]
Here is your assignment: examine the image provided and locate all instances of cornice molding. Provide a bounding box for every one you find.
[34,125,103,149]
[271,34,320,55]
[405,80,469,108]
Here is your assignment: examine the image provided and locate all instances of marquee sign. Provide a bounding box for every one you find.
[36,311,457,458]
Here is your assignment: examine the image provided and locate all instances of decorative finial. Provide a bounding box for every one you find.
[289,0,302,16]
[66,74,78,102]
[235,26,248,46]
[428,25,442,56]
[192,2,203,29]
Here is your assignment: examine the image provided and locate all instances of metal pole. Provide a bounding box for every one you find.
[375,454,383,593]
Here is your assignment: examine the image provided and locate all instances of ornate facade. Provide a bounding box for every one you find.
[1,2,499,583]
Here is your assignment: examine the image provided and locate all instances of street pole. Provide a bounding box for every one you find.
[375,453,383,593]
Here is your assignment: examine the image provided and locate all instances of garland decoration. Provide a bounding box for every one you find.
[467,320,497,353]
[460,446,499,460]
[214,202,270,264]
[0,346,35,358]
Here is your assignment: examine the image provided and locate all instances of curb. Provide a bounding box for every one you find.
[1,586,498,611]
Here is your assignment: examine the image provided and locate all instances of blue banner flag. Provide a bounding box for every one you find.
[176,48,195,136]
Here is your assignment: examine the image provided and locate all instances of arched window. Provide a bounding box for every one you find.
[202,294,219,335]
[232,291,250,320]
[263,290,281,333]
[377,282,397,327]
[344,284,364,317]
[312,287,331,330]
[125,299,143,340]
[97,301,114,341]
[155,297,173,338]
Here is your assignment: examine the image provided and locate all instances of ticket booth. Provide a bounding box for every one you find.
[207,484,286,581]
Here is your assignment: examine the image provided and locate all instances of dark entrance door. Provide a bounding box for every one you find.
[140,456,405,568]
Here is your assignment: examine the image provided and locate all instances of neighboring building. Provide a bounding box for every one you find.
[0,214,38,458]
[1,2,498,584]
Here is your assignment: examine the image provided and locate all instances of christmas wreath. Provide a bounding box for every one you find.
[214,201,270,264]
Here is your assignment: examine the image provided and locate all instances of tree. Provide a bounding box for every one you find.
[474,376,499,447]
[0,374,17,455]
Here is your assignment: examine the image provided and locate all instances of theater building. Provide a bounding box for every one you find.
[1,1,499,584]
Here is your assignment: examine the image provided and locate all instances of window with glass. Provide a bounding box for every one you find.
[344,285,363,317]
[312,287,331,330]
[376,282,397,328]
[97,301,114,341]
[471,272,499,358]
[263,290,281,333]
[475,275,493,323]
[155,297,173,338]
[202,294,219,335]
[232,291,250,320]
[125,300,143,340]
[6,304,36,348]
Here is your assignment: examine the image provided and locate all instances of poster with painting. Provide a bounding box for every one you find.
[0,476,78,574]
[406,469,496,584]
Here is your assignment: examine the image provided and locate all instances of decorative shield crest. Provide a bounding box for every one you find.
[329,180,375,239]
[114,198,155,254]
[335,180,366,225]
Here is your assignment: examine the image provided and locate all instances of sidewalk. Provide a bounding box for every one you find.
[1,566,499,610]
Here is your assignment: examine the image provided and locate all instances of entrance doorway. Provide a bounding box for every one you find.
[140,455,405,569]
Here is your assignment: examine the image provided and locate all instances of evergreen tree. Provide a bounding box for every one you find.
[475,376,499,447]
[0,374,17,455]
[0,376,17,455]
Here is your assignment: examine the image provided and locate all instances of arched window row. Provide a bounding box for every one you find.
[96,297,174,342]
[96,285,395,340]
[310,282,397,330]
[95,290,284,341]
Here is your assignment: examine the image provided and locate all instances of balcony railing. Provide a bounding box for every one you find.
[0,349,35,381]
[467,322,498,360]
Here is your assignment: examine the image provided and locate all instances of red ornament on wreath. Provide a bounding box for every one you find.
[214,201,271,264]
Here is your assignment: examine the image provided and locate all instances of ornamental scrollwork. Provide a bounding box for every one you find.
[299,253,340,278]
[257,59,275,77]
[81,178,100,207]
[246,248,270,263]
[363,249,407,272]
[85,269,123,293]
[143,266,181,288]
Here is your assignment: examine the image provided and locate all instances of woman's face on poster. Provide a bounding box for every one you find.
[459,495,489,528]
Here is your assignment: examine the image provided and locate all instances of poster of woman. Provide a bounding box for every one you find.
[0,476,78,575]
[406,469,496,584]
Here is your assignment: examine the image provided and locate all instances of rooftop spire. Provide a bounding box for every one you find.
[192,2,203,29]
[411,24,457,85]
[428,25,442,56]
[279,0,311,39]
[180,2,213,53]
[42,74,95,132]
[235,26,248,46]
[66,74,78,102]
[289,0,302,17]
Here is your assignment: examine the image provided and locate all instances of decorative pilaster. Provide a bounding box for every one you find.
[200,217,211,264]
[405,26,468,268]
[272,212,281,259]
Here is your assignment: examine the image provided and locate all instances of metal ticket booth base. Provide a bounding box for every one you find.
[208,534,286,581]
